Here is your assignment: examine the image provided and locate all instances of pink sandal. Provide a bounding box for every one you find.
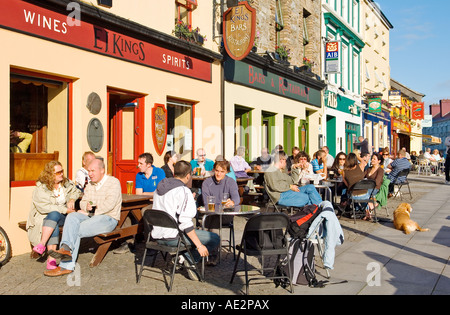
[46,258,57,270]
[33,243,46,255]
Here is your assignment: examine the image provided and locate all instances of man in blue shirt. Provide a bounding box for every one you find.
[190,148,214,176]
[387,149,411,196]
[136,152,166,198]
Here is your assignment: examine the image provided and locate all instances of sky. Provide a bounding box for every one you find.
[374,0,449,113]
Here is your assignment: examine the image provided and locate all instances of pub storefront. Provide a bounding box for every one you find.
[1,0,222,255]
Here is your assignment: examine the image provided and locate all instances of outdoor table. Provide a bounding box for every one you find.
[323,178,343,204]
[198,204,260,263]
[90,193,151,267]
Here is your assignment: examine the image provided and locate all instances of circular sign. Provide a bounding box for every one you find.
[87,118,104,153]
[87,92,102,115]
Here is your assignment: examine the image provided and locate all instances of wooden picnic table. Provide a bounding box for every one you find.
[89,193,151,267]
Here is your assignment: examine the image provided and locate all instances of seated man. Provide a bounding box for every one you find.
[202,160,240,209]
[387,149,411,196]
[74,151,96,192]
[136,152,166,198]
[190,148,214,176]
[264,151,323,208]
[45,158,122,277]
[151,161,220,279]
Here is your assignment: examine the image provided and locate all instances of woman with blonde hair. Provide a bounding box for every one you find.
[26,161,81,270]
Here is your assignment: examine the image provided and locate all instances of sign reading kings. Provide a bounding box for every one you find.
[223,1,256,61]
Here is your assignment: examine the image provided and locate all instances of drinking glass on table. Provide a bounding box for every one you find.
[207,196,216,211]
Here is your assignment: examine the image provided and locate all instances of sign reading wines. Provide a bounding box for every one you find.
[223,1,256,61]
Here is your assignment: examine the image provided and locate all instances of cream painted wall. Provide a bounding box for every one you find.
[361,0,391,99]
[1,28,220,256]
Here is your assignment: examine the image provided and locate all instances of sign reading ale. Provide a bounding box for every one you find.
[223,1,256,61]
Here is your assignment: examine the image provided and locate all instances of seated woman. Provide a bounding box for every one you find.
[363,152,384,220]
[290,151,313,185]
[310,149,328,179]
[329,152,347,196]
[161,150,179,178]
[229,146,251,178]
[342,153,378,221]
[26,161,81,270]
[381,149,393,173]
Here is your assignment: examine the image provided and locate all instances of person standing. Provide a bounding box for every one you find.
[45,158,122,277]
[444,135,450,185]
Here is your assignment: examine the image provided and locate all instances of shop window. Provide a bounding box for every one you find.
[10,71,70,184]
[175,0,197,26]
[275,0,284,45]
[167,99,193,161]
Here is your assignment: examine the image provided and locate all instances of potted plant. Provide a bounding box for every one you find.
[173,19,192,41]
[192,27,206,46]
[302,57,314,70]
[275,45,291,65]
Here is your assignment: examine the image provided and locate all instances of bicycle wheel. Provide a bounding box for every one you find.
[0,226,12,266]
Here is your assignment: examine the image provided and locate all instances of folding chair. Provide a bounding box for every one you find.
[417,159,431,176]
[264,183,294,214]
[306,216,330,278]
[391,168,412,200]
[347,179,377,224]
[137,209,205,292]
[202,213,235,260]
[230,213,293,295]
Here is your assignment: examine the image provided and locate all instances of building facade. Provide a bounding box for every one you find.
[423,100,450,157]
[2,0,223,255]
[360,0,393,153]
[322,0,365,156]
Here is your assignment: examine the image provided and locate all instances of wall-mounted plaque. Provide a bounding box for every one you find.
[152,104,167,156]
[87,92,102,115]
[87,118,104,152]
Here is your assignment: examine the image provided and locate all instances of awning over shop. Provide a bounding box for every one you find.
[397,130,442,144]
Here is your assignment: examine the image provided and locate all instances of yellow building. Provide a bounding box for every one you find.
[1,0,222,256]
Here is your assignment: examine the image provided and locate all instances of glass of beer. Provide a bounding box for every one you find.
[126,181,133,195]
[329,170,334,180]
[221,193,229,208]
[207,196,215,212]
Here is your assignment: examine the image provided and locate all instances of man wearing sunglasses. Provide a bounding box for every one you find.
[190,148,214,176]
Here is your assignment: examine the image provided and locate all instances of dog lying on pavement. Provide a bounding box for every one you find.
[393,203,429,234]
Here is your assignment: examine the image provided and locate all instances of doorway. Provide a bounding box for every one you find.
[108,89,145,193]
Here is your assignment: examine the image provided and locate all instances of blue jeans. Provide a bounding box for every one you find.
[59,212,117,271]
[351,188,379,210]
[278,184,323,208]
[156,229,220,264]
[43,211,66,246]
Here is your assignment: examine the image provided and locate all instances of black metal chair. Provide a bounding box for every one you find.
[202,213,236,260]
[391,168,412,200]
[137,209,204,291]
[264,183,294,214]
[230,212,293,295]
[347,179,377,224]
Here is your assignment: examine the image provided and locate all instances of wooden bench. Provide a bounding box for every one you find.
[11,151,59,181]
[17,194,151,267]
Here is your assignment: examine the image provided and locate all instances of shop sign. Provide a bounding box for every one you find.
[422,115,433,128]
[388,90,401,107]
[392,118,411,133]
[224,59,321,107]
[325,41,340,74]
[368,97,382,113]
[0,0,212,81]
[152,104,167,156]
[411,102,424,120]
[325,91,337,109]
[223,1,256,61]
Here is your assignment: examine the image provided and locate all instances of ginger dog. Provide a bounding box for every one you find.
[393,203,429,234]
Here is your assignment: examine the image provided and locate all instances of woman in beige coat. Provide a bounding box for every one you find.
[27,161,81,270]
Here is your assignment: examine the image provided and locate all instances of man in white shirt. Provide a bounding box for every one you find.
[45,158,122,277]
[74,151,96,192]
[151,160,220,278]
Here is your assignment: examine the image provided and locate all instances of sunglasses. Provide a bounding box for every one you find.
[339,158,346,161]
[54,170,64,175]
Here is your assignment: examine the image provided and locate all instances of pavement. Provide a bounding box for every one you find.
[1,173,449,297]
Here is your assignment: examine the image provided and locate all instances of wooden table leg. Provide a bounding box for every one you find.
[89,242,113,267]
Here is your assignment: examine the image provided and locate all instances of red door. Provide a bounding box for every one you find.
[108,89,145,194]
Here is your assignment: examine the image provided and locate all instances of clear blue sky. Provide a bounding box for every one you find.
[374,0,449,112]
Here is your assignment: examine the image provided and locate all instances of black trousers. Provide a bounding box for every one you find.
[445,157,450,182]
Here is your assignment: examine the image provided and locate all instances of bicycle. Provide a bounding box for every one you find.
[0,226,12,267]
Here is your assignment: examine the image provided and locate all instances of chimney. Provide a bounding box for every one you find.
[430,104,441,118]
[441,99,450,117]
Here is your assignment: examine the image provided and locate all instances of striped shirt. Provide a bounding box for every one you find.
[387,158,411,183]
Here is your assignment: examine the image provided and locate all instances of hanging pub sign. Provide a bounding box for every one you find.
[223,1,256,61]
[152,104,167,156]
[411,102,424,120]
[388,90,402,107]
[368,97,382,113]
